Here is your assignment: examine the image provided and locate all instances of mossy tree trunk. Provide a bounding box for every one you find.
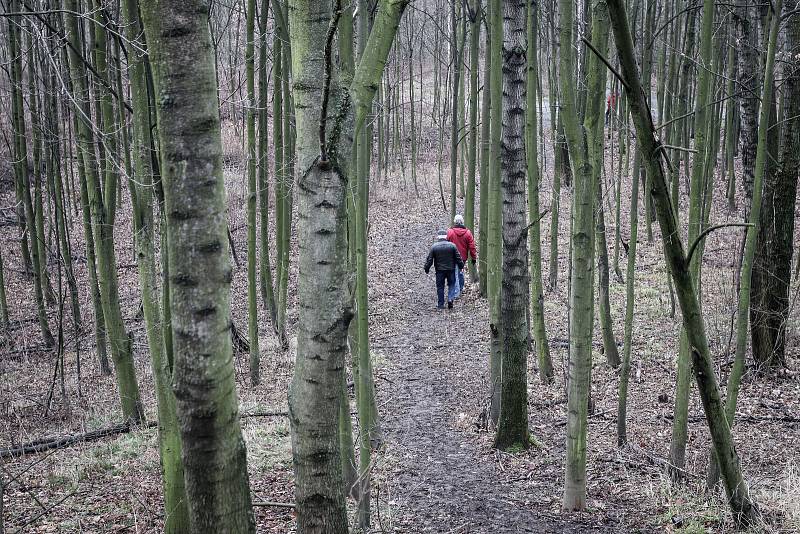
[245,0,261,385]
[7,0,53,348]
[526,0,553,383]
[121,0,190,529]
[139,0,256,530]
[287,0,408,530]
[750,0,798,369]
[585,4,617,369]
[607,1,762,525]
[478,17,491,298]
[561,0,607,511]
[465,0,480,284]
[670,0,712,478]
[66,0,142,420]
[487,0,504,426]
[259,0,278,329]
[708,0,788,487]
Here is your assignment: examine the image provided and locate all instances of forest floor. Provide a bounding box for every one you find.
[2,145,800,532]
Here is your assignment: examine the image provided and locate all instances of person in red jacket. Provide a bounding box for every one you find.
[447,214,477,294]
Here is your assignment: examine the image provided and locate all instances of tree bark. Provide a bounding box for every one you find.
[487,0,504,425]
[494,0,530,451]
[287,0,407,530]
[121,0,190,529]
[526,0,554,383]
[750,1,798,369]
[560,0,600,511]
[139,0,256,530]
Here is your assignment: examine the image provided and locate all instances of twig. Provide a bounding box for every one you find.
[660,144,698,154]
[252,501,296,509]
[318,0,343,167]
[581,37,630,91]
[240,410,288,419]
[12,489,76,533]
[686,223,753,265]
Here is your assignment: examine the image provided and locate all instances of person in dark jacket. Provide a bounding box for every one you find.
[424,229,464,309]
[447,214,477,294]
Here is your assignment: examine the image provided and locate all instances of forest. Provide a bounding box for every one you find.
[0,0,799,532]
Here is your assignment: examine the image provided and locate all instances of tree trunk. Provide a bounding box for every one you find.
[259,0,278,329]
[735,0,762,210]
[140,0,256,530]
[478,18,491,298]
[287,0,407,530]
[494,0,530,451]
[750,1,798,369]
[560,0,601,511]
[670,0,713,478]
[607,1,762,525]
[616,117,640,447]
[585,6,617,369]
[487,0,504,426]
[7,0,53,348]
[465,0,480,285]
[66,0,142,420]
[246,0,261,385]
[526,0,553,383]
[121,0,191,529]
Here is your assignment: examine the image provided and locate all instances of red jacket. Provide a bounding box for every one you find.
[447,225,477,265]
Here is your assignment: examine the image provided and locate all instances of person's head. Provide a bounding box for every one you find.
[436,229,448,240]
[454,214,464,226]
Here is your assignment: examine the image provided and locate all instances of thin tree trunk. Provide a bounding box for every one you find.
[246,0,261,385]
[526,0,553,383]
[465,0,480,284]
[670,0,711,477]
[749,0,797,370]
[616,119,640,447]
[708,0,788,487]
[121,1,190,528]
[78,0,145,423]
[560,0,602,511]
[258,0,278,329]
[487,0,503,426]
[478,17,491,298]
[8,0,53,347]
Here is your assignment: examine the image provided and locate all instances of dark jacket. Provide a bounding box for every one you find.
[424,239,464,273]
[447,224,477,263]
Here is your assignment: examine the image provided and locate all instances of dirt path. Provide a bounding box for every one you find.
[372,212,616,533]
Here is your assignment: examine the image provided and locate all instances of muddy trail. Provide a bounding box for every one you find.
[370,209,621,533]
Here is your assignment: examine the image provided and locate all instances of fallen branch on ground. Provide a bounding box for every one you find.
[0,422,155,459]
[1,410,288,458]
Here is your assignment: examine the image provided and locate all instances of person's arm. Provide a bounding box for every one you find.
[424,249,433,273]
[467,231,477,261]
[454,245,464,270]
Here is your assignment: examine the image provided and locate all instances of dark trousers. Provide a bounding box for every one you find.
[435,269,456,307]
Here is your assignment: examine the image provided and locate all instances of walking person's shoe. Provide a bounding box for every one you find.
[447,300,454,309]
